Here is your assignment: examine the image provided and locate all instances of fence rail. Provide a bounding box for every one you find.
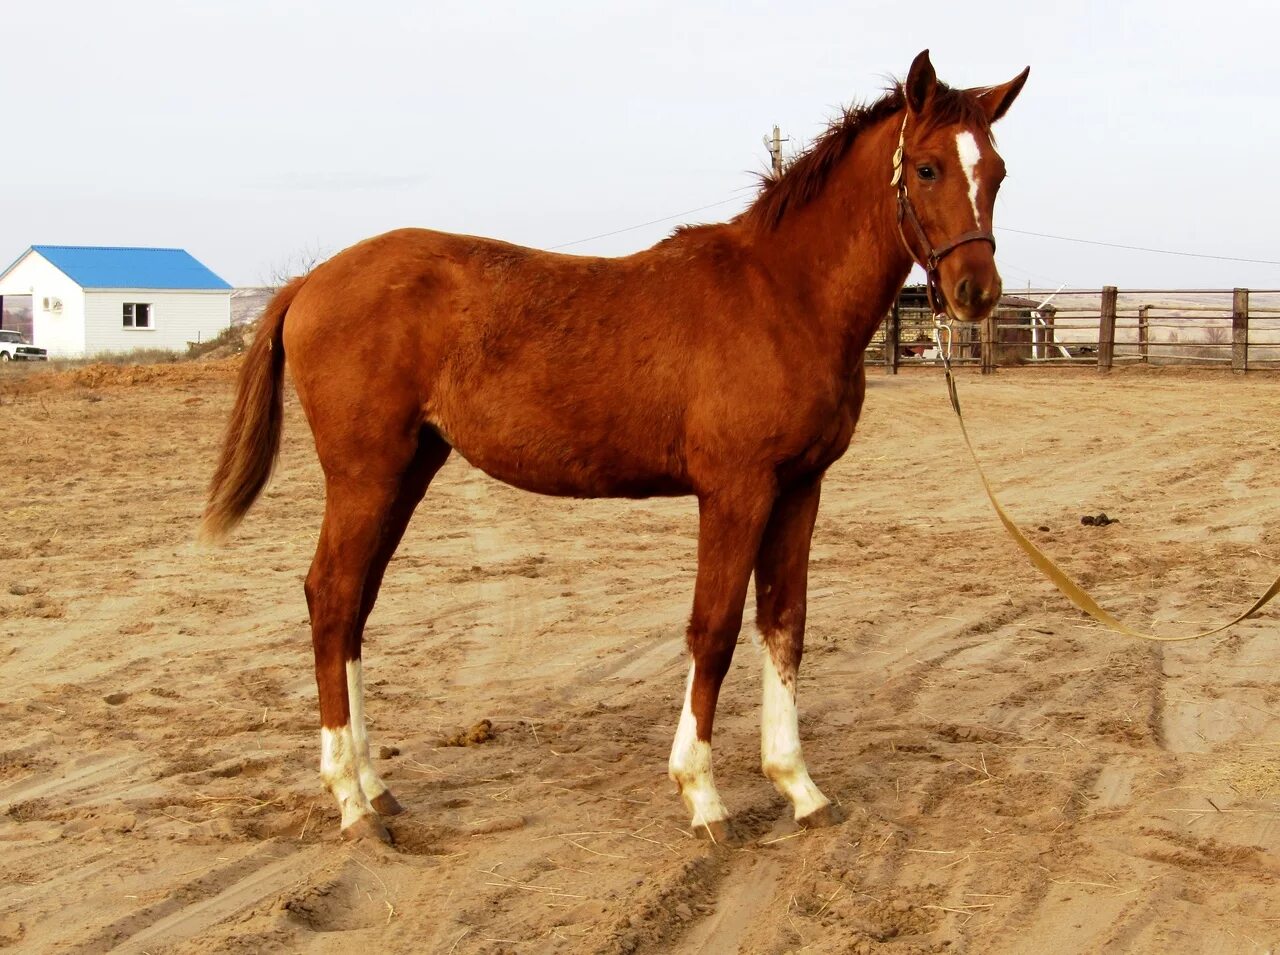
[868,286,1280,374]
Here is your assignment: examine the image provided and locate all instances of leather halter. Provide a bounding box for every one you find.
[890,113,996,318]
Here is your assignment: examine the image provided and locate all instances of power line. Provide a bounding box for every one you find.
[996,226,1280,267]
[549,197,745,250]
[549,191,1280,268]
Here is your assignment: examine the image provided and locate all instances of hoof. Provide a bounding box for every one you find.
[371,790,405,817]
[694,818,737,847]
[797,802,844,830]
[341,815,394,845]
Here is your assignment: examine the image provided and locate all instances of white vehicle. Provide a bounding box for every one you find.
[0,329,47,361]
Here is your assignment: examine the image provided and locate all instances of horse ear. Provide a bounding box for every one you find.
[974,66,1030,123]
[905,50,936,114]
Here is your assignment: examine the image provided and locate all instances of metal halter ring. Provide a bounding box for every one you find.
[932,315,953,362]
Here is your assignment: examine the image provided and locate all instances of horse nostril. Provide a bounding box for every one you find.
[955,277,972,308]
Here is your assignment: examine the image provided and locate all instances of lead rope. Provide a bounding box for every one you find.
[931,316,1280,642]
[893,112,1280,641]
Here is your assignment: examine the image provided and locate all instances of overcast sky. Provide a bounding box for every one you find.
[4,1,1278,290]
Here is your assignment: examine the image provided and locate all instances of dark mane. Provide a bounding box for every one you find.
[744,82,990,231]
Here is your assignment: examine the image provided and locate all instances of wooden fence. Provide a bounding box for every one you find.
[869,287,1280,374]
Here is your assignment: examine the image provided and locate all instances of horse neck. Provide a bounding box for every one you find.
[748,113,915,363]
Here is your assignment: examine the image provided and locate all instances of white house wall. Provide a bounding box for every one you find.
[0,252,86,357]
[83,289,231,356]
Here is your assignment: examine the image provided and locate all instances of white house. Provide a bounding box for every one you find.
[0,245,232,358]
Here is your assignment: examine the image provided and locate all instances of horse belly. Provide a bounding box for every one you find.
[435,411,689,499]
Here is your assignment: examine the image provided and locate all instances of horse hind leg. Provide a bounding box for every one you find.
[306,430,450,842]
[346,433,451,820]
[346,657,399,817]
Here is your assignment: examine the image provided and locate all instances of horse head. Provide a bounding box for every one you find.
[894,50,1029,320]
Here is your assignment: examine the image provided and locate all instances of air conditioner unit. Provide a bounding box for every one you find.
[42,296,63,312]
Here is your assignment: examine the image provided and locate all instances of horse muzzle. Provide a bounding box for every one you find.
[949,273,1002,321]
[938,252,1002,322]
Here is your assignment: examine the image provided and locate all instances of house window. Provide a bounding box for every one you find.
[123,303,152,328]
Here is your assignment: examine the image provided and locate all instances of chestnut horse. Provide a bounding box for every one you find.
[204,50,1028,844]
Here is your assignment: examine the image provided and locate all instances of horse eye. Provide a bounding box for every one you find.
[917,165,937,182]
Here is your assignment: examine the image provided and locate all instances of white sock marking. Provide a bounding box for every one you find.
[668,662,728,828]
[320,724,374,829]
[761,649,830,820]
[955,130,983,228]
[346,659,389,801]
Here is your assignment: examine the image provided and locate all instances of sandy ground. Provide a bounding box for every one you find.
[1,360,1278,954]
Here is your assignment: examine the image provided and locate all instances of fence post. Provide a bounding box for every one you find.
[885,299,900,375]
[1098,285,1117,372]
[1232,287,1249,373]
[981,313,997,374]
[1138,304,1150,363]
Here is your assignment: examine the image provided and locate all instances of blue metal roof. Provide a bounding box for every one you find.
[25,245,231,290]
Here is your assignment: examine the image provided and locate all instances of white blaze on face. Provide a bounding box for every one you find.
[320,724,372,829]
[760,649,830,820]
[346,659,389,801]
[668,662,728,829]
[955,130,983,228]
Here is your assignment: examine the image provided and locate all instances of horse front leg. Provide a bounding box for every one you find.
[755,474,841,828]
[669,485,774,843]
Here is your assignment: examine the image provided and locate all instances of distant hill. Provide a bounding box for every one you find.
[231,287,274,327]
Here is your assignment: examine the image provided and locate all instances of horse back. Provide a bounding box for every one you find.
[283,227,858,498]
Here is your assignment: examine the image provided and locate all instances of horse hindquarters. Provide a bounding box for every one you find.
[286,287,454,839]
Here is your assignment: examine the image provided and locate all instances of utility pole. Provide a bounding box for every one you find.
[763,125,789,178]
